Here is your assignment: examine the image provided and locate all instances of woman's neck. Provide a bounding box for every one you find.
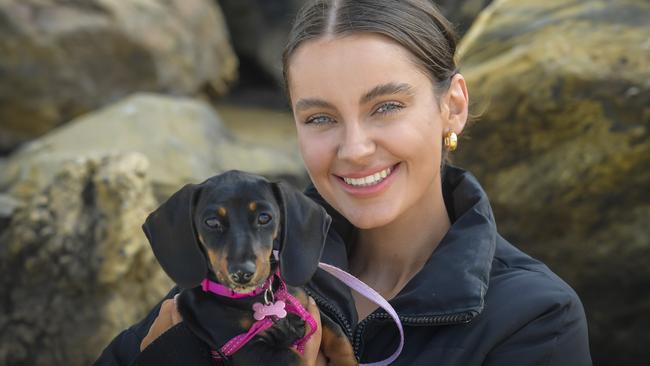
[348,179,451,298]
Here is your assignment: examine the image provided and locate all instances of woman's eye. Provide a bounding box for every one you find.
[374,102,404,115]
[305,114,334,126]
[257,213,272,225]
[205,218,223,231]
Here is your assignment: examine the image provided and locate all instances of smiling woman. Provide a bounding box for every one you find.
[95,1,592,365]
[280,0,592,365]
[288,34,464,231]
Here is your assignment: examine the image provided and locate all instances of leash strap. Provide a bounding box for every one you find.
[275,279,318,353]
[217,317,274,357]
[212,317,275,361]
[318,262,405,366]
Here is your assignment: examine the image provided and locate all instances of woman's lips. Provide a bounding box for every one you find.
[342,165,393,186]
[335,163,400,196]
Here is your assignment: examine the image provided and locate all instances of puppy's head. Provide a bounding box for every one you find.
[142,171,331,290]
[194,172,280,293]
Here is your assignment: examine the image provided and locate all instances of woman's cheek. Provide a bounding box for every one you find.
[298,132,331,179]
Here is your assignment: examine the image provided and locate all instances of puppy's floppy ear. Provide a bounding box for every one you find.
[272,181,331,286]
[142,183,208,289]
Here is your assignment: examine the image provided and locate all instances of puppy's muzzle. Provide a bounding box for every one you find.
[228,261,256,285]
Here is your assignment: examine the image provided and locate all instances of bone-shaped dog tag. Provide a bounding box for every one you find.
[252,300,287,320]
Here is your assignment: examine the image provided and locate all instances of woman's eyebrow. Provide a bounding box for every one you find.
[360,82,414,104]
[294,82,414,112]
[294,98,335,113]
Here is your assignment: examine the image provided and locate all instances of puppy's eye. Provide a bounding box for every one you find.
[257,213,272,225]
[205,217,223,231]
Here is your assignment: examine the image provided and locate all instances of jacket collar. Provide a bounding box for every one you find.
[394,165,496,316]
[305,165,496,319]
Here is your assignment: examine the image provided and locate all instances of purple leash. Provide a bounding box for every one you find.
[318,262,405,366]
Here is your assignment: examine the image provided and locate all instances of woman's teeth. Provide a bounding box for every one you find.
[343,167,392,187]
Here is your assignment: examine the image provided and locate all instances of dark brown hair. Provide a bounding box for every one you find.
[282,0,459,100]
[282,0,461,164]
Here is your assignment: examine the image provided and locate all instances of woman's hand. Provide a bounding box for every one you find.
[301,296,328,366]
[140,294,183,351]
[140,294,326,365]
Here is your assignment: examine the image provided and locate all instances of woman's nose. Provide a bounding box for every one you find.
[337,121,375,163]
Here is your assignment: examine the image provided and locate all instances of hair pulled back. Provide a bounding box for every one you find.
[282,0,459,100]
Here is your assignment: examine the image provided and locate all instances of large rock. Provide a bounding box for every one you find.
[455,0,650,364]
[436,0,494,35]
[0,0,238,153]
[0,153,173,366]
[0,93,305,202]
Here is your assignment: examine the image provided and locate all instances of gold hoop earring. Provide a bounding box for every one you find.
[444,131,458,151]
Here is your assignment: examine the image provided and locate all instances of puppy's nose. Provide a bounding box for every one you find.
[228,261,256,284]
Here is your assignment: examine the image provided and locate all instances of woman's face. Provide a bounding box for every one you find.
[287,34,466,229]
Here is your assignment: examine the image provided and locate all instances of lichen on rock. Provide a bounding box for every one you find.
[455,0,650,363]
[0,152,172,366]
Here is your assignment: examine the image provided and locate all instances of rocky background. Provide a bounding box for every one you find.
[0,0,647,365]
[455,1,649,363]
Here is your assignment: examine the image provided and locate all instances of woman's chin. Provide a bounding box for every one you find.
[345,209,395,230]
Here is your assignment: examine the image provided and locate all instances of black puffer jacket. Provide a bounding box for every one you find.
[94,166,592,365]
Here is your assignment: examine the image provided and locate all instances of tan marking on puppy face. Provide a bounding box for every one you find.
[217,207,227,217]
[207,246,271,293]
[207,249,218,265]
[207,248,229,284]
[198,234,205,245]
[247,246,273,287]
[248,201,257,211]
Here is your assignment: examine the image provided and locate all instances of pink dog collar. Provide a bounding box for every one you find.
[200,278,268,299]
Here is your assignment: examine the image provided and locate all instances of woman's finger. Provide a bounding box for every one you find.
[307,296,322,338]
[300,297,326,366]
[315,351,327,366]
[140,298,182,351]
[170,294,182,325]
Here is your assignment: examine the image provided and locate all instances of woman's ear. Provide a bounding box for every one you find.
[442,73,469,135]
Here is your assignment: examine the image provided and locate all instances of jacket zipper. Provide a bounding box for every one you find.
[305,287,478,360]
[352,311,477,358]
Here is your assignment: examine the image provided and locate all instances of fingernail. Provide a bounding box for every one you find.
[173,294,179,305]
[309,296,315,305]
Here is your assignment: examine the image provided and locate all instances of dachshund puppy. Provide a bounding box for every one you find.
[135,171,357,366]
